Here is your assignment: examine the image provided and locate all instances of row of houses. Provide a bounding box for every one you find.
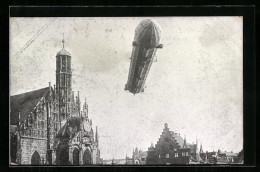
[105,123,243,165]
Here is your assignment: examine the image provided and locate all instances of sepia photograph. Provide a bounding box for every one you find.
[9,16,244,166]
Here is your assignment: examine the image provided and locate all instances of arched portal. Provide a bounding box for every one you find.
[56,144,69,165]
[72,148,80,165]
[10,134,17,163]
[31,151,41,165]
[83,148,92,165]
[135,160,140,164]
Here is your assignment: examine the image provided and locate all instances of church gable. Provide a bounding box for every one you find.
[10,87,50,125]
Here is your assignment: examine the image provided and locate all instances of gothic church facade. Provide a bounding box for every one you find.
[10,40,102,165]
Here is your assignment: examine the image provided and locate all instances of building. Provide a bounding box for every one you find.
[233,149,243,164]
[125,147,147,165]
[146,123,205,165]
[146,123,190,165]
[10,39,102,165]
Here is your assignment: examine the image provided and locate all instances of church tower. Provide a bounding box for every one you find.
[56,38,72,126]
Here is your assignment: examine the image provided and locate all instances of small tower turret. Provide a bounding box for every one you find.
[83,97,88,118]
[200,142,204,153]
[95,126,99,146]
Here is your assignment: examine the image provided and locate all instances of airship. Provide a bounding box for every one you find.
[125,19,163,94]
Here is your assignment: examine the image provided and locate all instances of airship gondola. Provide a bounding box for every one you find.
[125,19,163,94]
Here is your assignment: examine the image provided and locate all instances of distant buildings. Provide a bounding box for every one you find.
[125,148,147,165]
[145,123,242,165]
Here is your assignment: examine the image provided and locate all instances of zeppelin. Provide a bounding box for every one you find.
[125,19,163,94]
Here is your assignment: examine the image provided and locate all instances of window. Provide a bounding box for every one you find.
[186,152,189,156]
[158,155,161,159]
[141,158,145,161]
[175,153,178,157]
[166,154,169,158]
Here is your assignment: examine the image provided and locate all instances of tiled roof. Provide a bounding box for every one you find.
[171,133,184,148]
[10,87,50,125]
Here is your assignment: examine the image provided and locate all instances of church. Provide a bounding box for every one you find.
[10,40,102,165]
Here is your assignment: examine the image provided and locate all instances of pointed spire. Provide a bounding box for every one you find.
[77,91,80,112]
[200,142,204,153]
[62,33,65,48]
[182,135,188,148]
[95,126,99,146]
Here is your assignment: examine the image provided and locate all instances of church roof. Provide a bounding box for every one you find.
[10,87,50,125]
[134,19,162,48]
[56,48,71,57]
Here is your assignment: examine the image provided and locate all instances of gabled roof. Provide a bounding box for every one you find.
[10,87,50,125]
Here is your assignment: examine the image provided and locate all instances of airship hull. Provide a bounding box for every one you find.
[125,19,163,94]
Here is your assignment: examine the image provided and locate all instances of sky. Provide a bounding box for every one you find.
[10,17,243,160]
